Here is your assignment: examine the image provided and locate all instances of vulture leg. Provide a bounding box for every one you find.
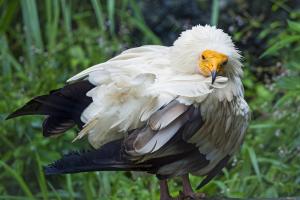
[181,174,205,199]
[160,180,180,200]
[182,174,193,196]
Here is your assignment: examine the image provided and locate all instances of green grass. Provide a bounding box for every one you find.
[0,0,300,199]
[210,0,219,26]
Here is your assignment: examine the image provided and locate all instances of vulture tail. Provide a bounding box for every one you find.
[196,155,231,190]
[44,140,154,175]
[6,80,94,137]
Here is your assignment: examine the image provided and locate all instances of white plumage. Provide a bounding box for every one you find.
[69,25,250,180]
[9,24,250,200]
[68,26,249,162]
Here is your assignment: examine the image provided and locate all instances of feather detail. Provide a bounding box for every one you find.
[131,101,191,155]
[72,117,98,142]
[149,101,188,130]
[7,80,94,137]
[134,118,185,154]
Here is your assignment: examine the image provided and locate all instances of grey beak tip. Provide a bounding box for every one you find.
[211,71,217,84]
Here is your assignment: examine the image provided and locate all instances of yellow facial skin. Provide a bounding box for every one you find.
[198,50,228,83]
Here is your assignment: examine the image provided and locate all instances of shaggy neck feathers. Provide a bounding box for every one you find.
[170,25,244,101]
[170,25,243,80]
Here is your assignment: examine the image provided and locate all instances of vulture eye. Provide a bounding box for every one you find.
[222,60,228,66]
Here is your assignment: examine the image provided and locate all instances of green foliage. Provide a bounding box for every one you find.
[210,0,220,26]
[0,0,300,199]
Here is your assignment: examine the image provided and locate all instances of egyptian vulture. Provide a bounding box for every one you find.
[7,25,250,200]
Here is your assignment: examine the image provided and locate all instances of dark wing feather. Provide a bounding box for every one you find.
[196,155,231,189]
[124,101,230,185]
[44,101,207,177]
[6,80,94,136]
[42,116,74,137]
[182,105,203,141]
[45,139,154,175]
[123,102,211,178]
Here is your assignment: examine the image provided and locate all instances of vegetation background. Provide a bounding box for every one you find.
[1,0,300,199]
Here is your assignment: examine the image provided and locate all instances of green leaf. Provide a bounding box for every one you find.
[249,123,279,129]
[277,76,300,90]
[247,147,262,183]
[260,35,300,58]
[265,187,279,198]
[288,20,300,33]
[275,93,295,108]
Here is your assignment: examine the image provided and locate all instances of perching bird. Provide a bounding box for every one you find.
[7,25,250,200]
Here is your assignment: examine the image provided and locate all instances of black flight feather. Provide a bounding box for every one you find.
[6,80,95,136]
[44,139,154,175]
[196,155,231,190]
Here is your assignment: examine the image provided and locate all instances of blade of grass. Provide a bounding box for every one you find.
[83,176,93,200]
[48,182,62,200]
[128,0,143,22]
[0,0,19,33]
[45,0,60,51]
[0,161,35,200]
[66,174,75,200]
[35,153,49,200]
[0,34,11,76]
[6,52,22,72]
[107,0,115,35]
[129,0,161,44]
[247,146,262,183]
[0,132,14,149]
[91,0,105,33]
[211,0,220,26]
[269,0,291,13]
[21,0,43,49]
[61,0,73,42]
[120,0,129,14]
[21,0,35,67]
[0,195,32,200]
[129,17,161,44]
[0,34,22,75]
[97,172,111,198]
[21,0,44,68]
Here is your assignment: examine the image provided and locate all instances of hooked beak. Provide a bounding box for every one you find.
[198,50,228,84]
[211,70,217,84]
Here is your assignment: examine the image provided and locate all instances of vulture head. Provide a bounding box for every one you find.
[170,25,243,83]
